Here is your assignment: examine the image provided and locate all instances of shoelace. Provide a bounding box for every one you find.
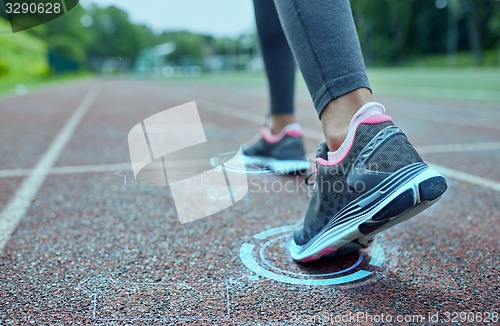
[304,158,321,188]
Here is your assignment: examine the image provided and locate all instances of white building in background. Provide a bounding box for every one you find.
[134,41,262,77]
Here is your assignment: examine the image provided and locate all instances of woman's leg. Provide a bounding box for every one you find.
[271,0,447,262]
[273,0,373,149]
[241,0,309,175]
[253,0,296,135]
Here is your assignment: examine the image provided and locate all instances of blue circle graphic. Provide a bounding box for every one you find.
[239,225,385,286]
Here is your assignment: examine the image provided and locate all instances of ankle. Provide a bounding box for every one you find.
[322,110,356,151]
[269,114,295,135]
[325,130,349,152]
[320,88,373,150]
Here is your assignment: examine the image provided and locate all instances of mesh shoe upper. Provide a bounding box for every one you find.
[294,120,423,246]
[242,126,307,161]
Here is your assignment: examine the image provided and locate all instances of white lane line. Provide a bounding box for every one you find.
[0,168,33,178]
[49,163,131,175]
[0,160,216,178]
[0,161,224,178]
[430,163,500,193]
[0,87,101,251]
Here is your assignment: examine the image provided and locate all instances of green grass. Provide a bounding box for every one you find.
[0,17,52,95]
[0,19,48,79]
[367,67,500,102]
[405,50,500,68]
[0,18,93,95]
[0,72,92,97]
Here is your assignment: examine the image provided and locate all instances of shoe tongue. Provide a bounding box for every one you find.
[316,141,329,159]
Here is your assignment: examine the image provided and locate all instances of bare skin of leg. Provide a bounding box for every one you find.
[320,88,373,151]
[270,114,295,135]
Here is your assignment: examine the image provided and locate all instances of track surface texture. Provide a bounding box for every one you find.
[1,78,499,325]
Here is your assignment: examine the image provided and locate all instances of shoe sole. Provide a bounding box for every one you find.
[289,163,447,262]
[243,155,311,175]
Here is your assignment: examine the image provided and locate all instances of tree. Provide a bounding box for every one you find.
[352,0,418,65]
[155,31,211,65]
[25,4,91,72]
[85,5,154,60]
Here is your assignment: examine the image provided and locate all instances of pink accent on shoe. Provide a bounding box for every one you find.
[361,114,392,125]
[318,103,391,166]
[261,123,302,144]
[314,157,330,167]
[298,255,320,263]
[318,247,337,256]
[260,127,280,143]
[286,129,302,138]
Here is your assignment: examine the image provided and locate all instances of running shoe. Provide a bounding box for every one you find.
[242,123,311,174]
[290,102,447,262]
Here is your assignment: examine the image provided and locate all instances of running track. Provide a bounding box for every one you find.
[1,78,499,324]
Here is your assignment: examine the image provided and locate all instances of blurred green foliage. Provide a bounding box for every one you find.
[352,0,500,66]
[0,18,48,78]
[0,0,499,80]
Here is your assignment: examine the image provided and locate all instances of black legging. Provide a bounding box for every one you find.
[253,0,296,116]
[253,0,371,117]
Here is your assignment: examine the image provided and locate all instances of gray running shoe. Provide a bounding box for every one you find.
[242,123,310,174]
[290,103,447,262]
